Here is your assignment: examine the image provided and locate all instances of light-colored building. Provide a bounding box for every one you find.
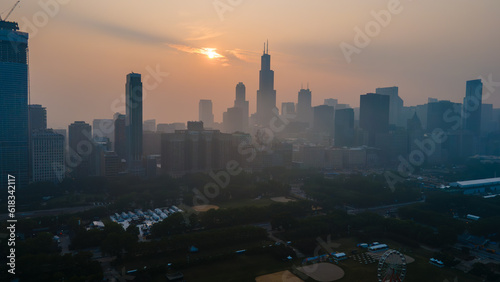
[31,129,65,183]
[450,177,500,195]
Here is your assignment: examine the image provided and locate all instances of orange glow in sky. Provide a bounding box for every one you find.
[12,1,500,128]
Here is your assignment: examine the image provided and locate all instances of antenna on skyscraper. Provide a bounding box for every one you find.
[263,42,265,54]
[266,39,269,54]
[307,82,309,90]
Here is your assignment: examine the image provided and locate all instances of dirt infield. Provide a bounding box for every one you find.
[255,270,303,282]
[404,255,415,263]
[192,205,220,212]
[271,197,295,203]
[297,263,344,282]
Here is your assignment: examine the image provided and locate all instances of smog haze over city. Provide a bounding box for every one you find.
[1,1,500,281]
[19,0,500,127]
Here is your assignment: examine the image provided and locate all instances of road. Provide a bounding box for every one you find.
[0,205,96,220]
[346,199,425,215]
[254,222,305,258]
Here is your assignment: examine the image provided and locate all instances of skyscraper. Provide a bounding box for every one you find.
[0,20,29,189]
[223,107,244,133]
[335,108,355,147]
[126,73,143,170]
[297,88,313,126]
[29,104,47,132]
[113,113,126,161]
[256,41,277,126]
[313,105,335,136]
[360,93,390,146]
[427,100,460,133]
[463,79,483,135]
[199,99,214,128]
[376,86,403,127]
[68,121,92,178]
[234,82,249,131]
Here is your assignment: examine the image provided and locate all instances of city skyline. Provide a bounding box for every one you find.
[3,2,500,281]
[9,1,500,128]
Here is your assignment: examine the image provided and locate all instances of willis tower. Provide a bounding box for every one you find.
[256,41,277,126]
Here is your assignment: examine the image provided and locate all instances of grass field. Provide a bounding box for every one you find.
[217,198,275,209]
[179,254,295,282]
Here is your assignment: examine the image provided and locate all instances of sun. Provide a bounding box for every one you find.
[201,48,222,60]
[207,50,216,59]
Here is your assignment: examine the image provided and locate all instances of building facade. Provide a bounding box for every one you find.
[31,129,64,183]
[125,73,143,171]
[0,20,29,189]
[360,93,390,146]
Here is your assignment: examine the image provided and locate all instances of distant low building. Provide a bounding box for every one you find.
[449,177,500,195]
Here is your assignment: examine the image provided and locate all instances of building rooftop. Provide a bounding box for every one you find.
[451,177,500,188]
[0,20,19,31]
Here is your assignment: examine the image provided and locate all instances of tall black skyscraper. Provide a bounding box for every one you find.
[463,79,483,136]
[68,121,92,178]
[256,41,277,126]
[313,105,334,136]
[0,20,29,189]
[234,82,249,131]
[335,108,355,147]
[125,73,143,170]
[297,88,313,126]
[427,100,460,133]
[360,93,390,146]
[113,113,126,161]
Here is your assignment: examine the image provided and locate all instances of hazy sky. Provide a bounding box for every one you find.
[10,0,500,128]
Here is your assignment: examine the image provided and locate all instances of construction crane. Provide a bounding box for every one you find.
[0,1,21,22]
